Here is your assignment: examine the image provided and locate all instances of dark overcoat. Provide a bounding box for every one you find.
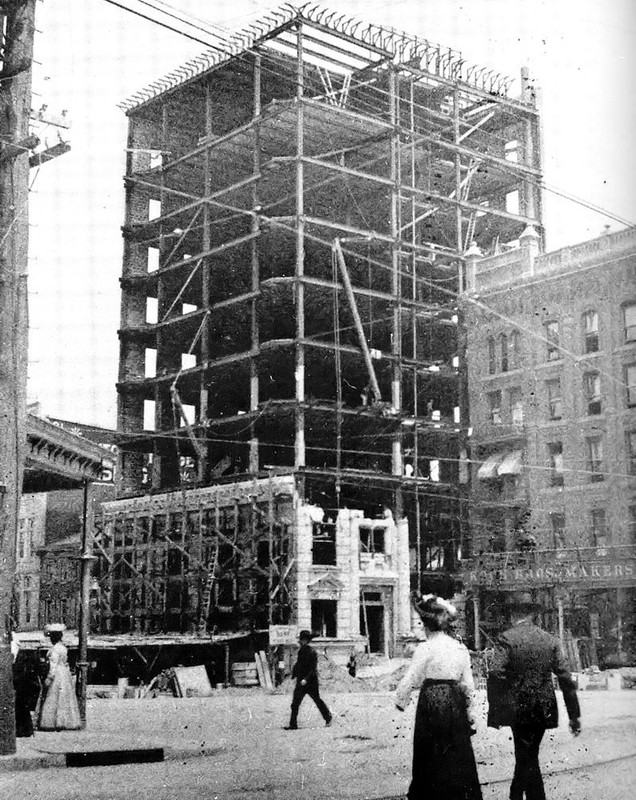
[292,643,319,686]
[487,620,580,729]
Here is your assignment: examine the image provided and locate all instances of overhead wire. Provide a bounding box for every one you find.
[108,0,635,236]
[107,0,635,501]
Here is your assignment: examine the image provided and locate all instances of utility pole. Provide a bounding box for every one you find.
[76,480,97,728]
[0,0,36,756]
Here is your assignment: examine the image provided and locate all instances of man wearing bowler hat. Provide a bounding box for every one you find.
[285,630,332,730]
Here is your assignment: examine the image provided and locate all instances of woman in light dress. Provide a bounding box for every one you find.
[37,623,81,731]
[395,594,483,800]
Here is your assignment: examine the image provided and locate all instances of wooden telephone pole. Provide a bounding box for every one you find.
[0,0,36,756]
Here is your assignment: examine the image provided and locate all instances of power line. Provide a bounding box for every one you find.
[110,0,635,237]
[103,3,635,505]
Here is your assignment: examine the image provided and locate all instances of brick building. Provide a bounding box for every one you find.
[461,226,636,667]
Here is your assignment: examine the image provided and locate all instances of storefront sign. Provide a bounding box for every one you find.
[268,625,299,645]
[464,559,636,589]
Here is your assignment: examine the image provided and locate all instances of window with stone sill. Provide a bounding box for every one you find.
[584,372,602,415]
[488,390,502,424]
[509,387,523,425]
[582,310,599,353]
[500,333,509,372]
[629,506,636,545]
[312,521,336,565]
[488,337,497,374]
[587,437,604,482]
[545,321,560,361]
[627,363,636,407]
[509,331,521,370]
[628,431,636,476]
[359,525,385,554]
[546,378,562,420]
[590,508,608,554]
[548,441,564,486]
[623,303,636,343]
[549,512,566,550]
[311,599,337,638]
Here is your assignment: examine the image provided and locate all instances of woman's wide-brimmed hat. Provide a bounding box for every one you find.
[411,592,457,618]
[45,623,66,634]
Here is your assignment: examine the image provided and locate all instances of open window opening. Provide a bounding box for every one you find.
[311,599,337,638]
[312,521,336,565]
[359,525,385,554]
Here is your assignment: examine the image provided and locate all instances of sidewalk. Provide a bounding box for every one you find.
[2,688,635,798]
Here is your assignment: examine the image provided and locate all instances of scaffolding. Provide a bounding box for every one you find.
[106,4,543,634]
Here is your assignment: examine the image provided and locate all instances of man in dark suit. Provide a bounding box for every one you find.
[488,605,581,800]
[285,630,332,730]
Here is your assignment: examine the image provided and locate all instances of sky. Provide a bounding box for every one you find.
[25,0,636,428]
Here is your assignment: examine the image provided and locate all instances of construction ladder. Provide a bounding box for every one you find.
[198,543,219,635]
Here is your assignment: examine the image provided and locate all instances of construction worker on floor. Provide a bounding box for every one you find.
[285,630,332,730]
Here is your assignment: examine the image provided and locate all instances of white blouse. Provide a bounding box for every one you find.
[395,631,476,723]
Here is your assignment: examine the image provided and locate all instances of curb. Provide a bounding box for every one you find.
[0,752,65,772]
[0,742,224,773]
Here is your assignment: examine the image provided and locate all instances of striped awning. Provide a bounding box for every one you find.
[477,452,503,480]
[498,450,524,476]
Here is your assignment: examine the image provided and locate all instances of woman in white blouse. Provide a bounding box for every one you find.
[395,594,482,800]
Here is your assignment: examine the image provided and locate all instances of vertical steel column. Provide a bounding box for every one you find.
[389,68,402,485]
[409,80,422,590]
[453,89,464,290]
[249,54,262,474]
[294,22,306,468]
[198,85,213,482]
[473,591,481,650]
[523,116,536,220]
[153,102,170,489]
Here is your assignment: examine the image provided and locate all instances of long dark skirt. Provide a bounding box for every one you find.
[408,679,482,800]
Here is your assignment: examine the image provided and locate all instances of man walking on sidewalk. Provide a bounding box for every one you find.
[487,603,581,800]
[285,630,332,730]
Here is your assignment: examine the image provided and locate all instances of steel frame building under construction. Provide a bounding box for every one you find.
[101,3,543,650]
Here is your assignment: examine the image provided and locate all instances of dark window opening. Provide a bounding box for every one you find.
[584,373,601,416]
[550,512,566,549]
[587,437,604,482]
[546,378,562,420]
[312,521,336,565]
[359,525,385,554]
[626,364,636,407]
[583,310,599,353]
[590,508,608,553]
[545,321,560,361]
[488,390,502,424]
[629,506,636,544]
[311,599,337,638]
[628,431,636,476]
[488,337,497,374]
[500,334,509,372]
[548,441,564,486]
[360,604,385,654]
[257,540,270,569]
[624,303,636,343]
[509,331,520,370]
[167,548,183,575]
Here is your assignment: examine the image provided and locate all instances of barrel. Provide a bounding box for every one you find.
[231,662,259,687]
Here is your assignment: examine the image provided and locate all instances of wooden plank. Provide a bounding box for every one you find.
[172,665,213,697]
[253,652,267,689]
[258,650,275,691]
